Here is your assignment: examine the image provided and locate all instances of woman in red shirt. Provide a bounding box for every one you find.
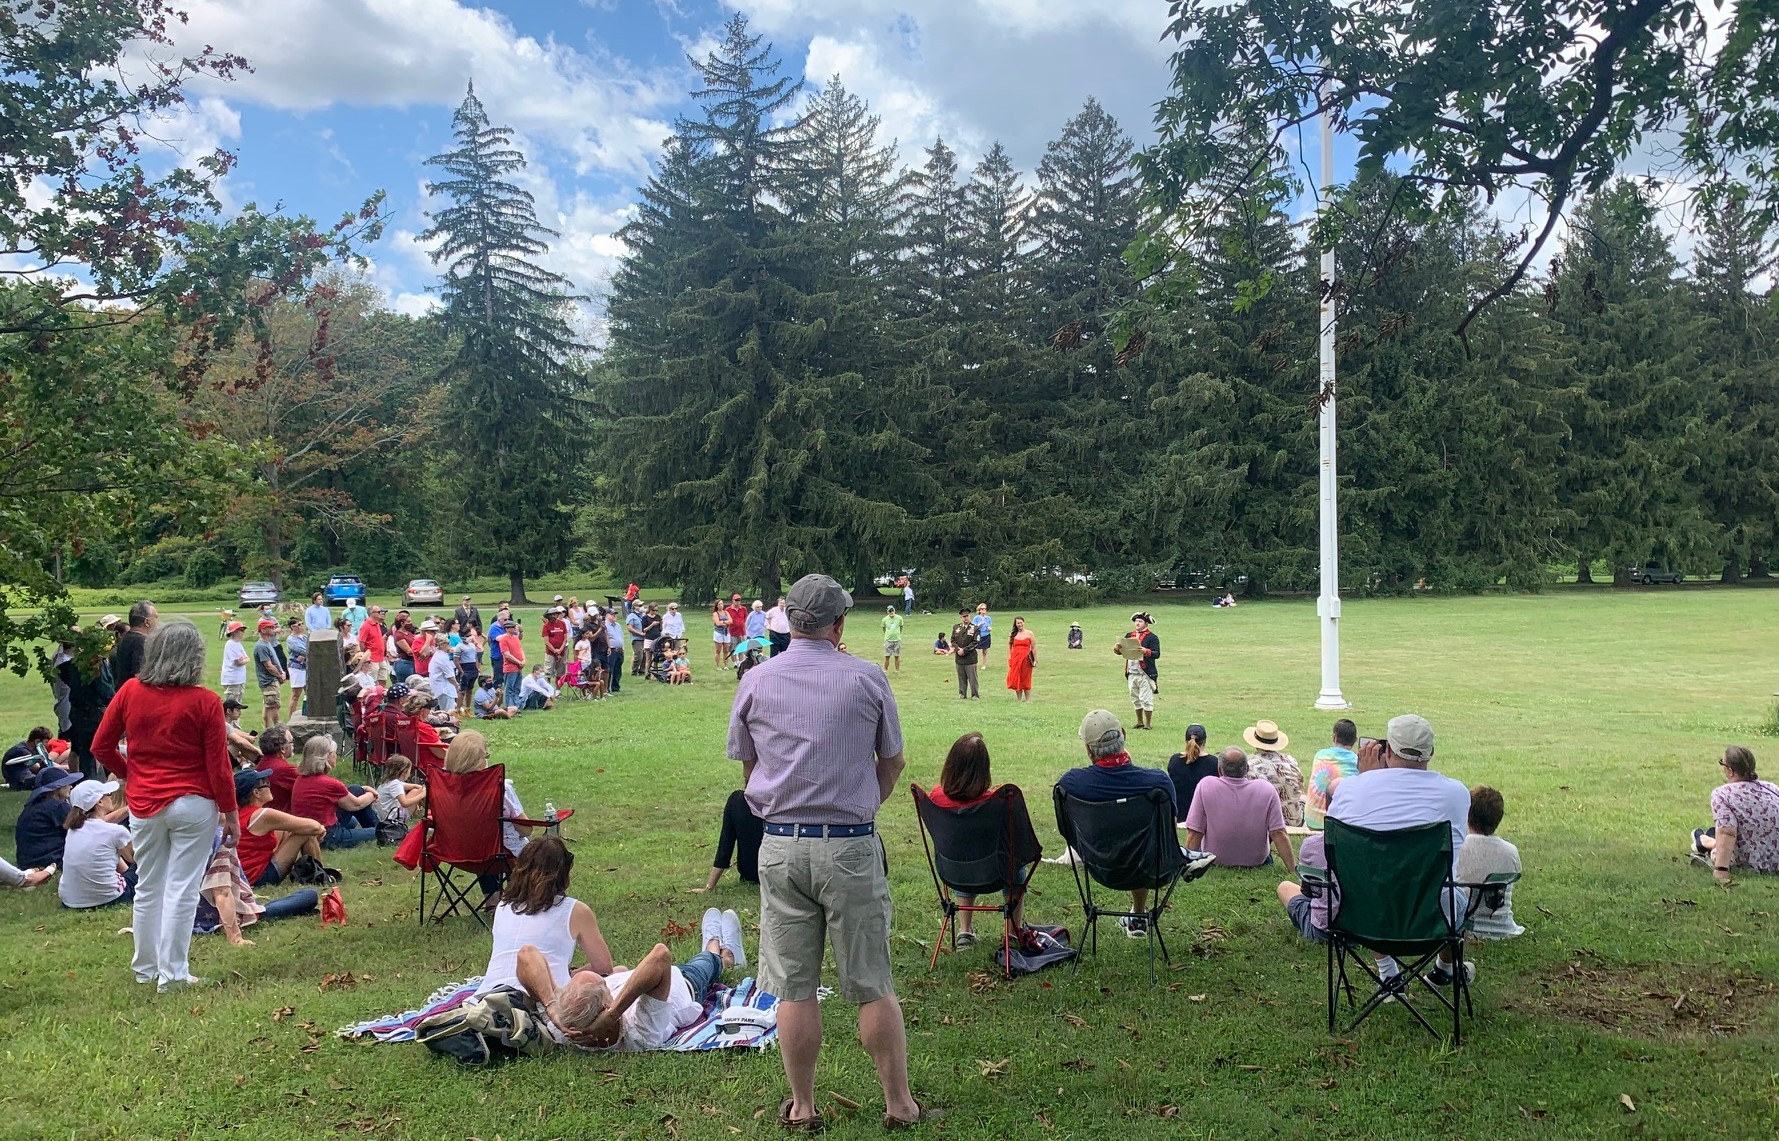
[288,737,380,848]
[93,622,237,992]
[927,732,1028,946]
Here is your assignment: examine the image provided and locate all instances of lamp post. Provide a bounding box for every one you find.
[1315,84,1349,711]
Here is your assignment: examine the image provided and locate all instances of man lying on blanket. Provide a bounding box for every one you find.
[518,907,747,1051]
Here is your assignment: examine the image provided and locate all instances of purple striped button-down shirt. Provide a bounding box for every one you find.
[726,638,904,826]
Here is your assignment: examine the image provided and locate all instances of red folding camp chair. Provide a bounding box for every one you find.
[388,709,418,764]
[415,762,514,927]
[354,703,389,778]
[911,783,1043,978]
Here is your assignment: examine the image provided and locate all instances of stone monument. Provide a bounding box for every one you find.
[287,626,350,754]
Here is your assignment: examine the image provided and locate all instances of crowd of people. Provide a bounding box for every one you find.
[6,576,1777,1129]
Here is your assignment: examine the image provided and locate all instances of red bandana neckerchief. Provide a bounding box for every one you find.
[1091,751,1132,770]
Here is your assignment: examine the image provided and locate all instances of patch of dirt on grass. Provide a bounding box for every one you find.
[1506,953,1778,1038]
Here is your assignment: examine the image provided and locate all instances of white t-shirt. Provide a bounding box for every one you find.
[58,820,131,908]
[597,965,702,1051]
[428,652,459,697]
[1327,766,1471,871]
[220,640,250,686]
[1454,833,1524,938]
[520,674,557,701]
[376,779,411,825]
[502,781,528,856]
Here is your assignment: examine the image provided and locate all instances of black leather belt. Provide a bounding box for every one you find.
[764,822,876,838]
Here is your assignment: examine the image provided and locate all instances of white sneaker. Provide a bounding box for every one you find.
[700,907,723,951]
[719,909,748,968]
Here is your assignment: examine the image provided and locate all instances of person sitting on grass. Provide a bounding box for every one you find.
[1184,747,1295,873]
[3,725,53,790]
[933,631,950,655]
[193,826,319,947]
[1692,744,1779,884]
[1304,718,1360,831]
[473,837,613,998]
[690,790,763,894]
[1455,786,1524,938]
[375,755,425,832]
[289,737,380,849]
[58,779,136,910]
[222,698,261,769]
[1166,724,1220,825]
[1058,710,1187,940]
[519,665,558,711]
[234,766,327,888]
[928,731,1034,948]
[15,766,83,871]
[516,906,747,1051]
[253,725,301,813]
[1243,720,1305,829]
[474,677,516,719]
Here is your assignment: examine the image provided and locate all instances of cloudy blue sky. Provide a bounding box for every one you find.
[149,0,1199,324]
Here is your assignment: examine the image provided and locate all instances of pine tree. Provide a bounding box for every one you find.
[421,83,586,604]
[598,17,920,599]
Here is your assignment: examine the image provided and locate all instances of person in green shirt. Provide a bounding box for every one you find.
[880,606,905,674]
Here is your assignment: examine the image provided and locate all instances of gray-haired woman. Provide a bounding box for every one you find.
[93,622,239,992]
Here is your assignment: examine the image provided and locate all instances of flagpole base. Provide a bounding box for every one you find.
[1314,691,1350,711]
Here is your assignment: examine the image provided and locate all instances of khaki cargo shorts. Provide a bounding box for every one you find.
[757,832,894,1004]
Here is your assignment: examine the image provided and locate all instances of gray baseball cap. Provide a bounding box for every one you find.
[1386,713,1435,761]
[784,574,852,632]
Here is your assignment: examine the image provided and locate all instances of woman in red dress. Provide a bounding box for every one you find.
[1005,616,1035,701]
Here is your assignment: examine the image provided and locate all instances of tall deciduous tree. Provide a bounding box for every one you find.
[422,84,586,605]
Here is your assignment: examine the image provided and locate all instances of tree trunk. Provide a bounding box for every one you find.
[1612,565,1632,587]
[759,553,782,606]
[1721,559,1743,585]
[265,516,285,590]
[509,570,530,606]
[1575,558,1593,584]
[1750,553,1770,579]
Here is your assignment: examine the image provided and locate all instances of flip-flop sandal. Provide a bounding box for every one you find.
[883,1101,946,1130]
[777,1098,825,1133]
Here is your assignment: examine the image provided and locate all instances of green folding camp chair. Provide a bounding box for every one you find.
[1304,818,1518,1046]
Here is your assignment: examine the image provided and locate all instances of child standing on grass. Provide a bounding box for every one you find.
[219,621,249,707]
[1454,785,1524,939]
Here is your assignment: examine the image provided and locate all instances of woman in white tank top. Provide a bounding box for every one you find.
[474,837,612,995]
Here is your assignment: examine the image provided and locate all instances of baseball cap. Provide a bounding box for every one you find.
[731,592,742,601]
[222,697,247,711]
[1078,709,1125,750]
[69,779,120,812]
[233,768,274,801]
[226,621,246,635]
[1386,714,1435,761]
[784,574,852,632]
[554,594,564,601]
[257,618,279,632]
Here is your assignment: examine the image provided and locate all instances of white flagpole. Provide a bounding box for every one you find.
[1315,82,1349,712]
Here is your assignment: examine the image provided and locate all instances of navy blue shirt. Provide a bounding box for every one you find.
[1058,760,1178,819]
[15,797,70,868]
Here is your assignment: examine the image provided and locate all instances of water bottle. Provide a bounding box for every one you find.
[543,800,557,824]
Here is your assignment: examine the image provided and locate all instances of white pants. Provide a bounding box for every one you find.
[130,795,219,986]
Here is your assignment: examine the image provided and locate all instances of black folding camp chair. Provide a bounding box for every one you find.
[1052,784,1185,984]
[1305,818,1518,1046]
[911,784,1043,978]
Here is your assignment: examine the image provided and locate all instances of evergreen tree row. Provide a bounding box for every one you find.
[596,16,1779,602]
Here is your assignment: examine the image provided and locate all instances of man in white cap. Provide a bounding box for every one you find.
[1059,710,1184,938]
[725,574,929,1130]
[1326,714,1474,986]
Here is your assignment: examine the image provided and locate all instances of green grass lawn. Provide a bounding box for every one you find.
[3,590,1777,1139]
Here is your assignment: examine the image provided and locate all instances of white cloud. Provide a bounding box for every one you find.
[737,0,1173,172]
[167,0,679,176]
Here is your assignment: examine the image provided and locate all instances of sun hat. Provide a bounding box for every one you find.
[226,620,247,635]
[420,619,439,631]
[233,768,274,801]
[1078,709,1125,750]
[28,767,82,802]
[1243,720,1289,752]
[99,614,123,630]
[784,574,853,632]
[1386,714,1435,761]
[69,779,120,812]
[1069,621,1081,627]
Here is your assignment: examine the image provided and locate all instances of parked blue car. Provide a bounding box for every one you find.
[321,574,367,605]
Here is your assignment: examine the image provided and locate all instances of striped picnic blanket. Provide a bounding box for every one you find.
[336,975,780,1052]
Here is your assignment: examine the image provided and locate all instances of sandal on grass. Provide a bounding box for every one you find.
[777,1098,825,1133]
[883,1100,946,1130]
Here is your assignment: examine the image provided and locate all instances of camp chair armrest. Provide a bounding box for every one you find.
[1456,871,1518,914]
[1300,866,1331,898]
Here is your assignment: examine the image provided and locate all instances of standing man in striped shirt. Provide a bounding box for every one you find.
[726,574,932,1131]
